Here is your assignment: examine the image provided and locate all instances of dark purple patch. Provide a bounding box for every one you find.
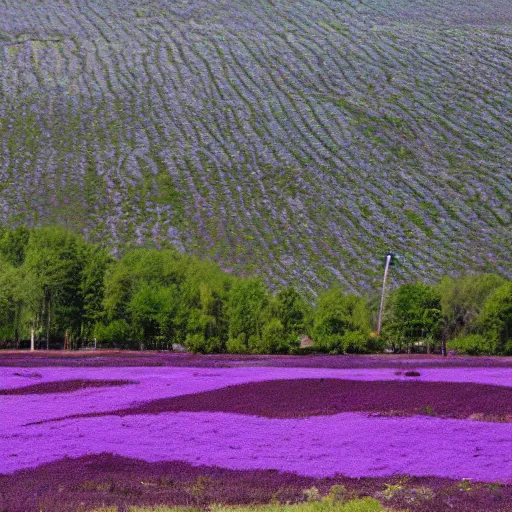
[0,454,509,512]
[405,371,421,377]
[1,351,512,368]
[48,379,512,422]
[1,379,137,395]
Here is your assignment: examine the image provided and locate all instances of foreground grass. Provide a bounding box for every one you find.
[90,498,401,512]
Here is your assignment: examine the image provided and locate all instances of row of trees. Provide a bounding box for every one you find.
[380,275,512,355]
[0,226,510,354]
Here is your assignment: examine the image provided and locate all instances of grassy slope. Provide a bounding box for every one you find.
[0,0,511,294]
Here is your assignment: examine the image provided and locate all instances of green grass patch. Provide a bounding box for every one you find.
[104,499,390,512]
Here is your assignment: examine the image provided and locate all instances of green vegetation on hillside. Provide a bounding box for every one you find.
[0,226,510,355]
[0,0,510,293]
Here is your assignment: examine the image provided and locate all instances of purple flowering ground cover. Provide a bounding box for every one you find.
[0,379,137,395]
[1,356,512,511]
[2,351,512,368]
[54,378,510,422]
[1,454,512,512]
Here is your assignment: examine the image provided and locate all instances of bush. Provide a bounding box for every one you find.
[94,319,134,346]
[447,334,491,355]
[248,334,263,353]
[479,281,512,355]
[341,331,371,353]
[226,334,248,354]
[261,318,289,354]
[313,288,371,353]
[290,345,318,355]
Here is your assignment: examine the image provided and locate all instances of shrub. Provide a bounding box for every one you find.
[447,334,491,355]
[290,345,318,355]
[184,333,212,353]
[226,333,248,354]
[341,331,371,353]
[325,484,347,503]
[313,288,371,353]
[437,273,506,339]
[479,281,512,354]
[261,318,288,354]
[302,486,321,502]
[94,319,134,346]
[248,334,263,353]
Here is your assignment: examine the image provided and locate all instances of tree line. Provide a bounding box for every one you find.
[0,226,510,355]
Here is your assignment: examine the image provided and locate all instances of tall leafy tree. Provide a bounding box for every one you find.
[0,227,31,345]
[313,288,370,353]
[80,246,112,341]
[384,282,442,353]
[0,226,30,267]
[227,278,268,352]
[24,227,87,347]
[479,282,512,355]
[437,273,505,340]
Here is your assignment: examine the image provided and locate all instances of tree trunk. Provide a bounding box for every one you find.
[46,291,51,350]
[30,328,35,351]
[14,303,21,349]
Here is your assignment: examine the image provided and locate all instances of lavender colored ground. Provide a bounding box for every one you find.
[2,366,512,486]
[61,378,510,421]
[6,409,512,483]
[2,351,512,368]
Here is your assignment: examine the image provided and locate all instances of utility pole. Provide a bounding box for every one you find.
[376,253,399,335]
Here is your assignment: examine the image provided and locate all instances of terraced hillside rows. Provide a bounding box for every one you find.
[0,0,511,293]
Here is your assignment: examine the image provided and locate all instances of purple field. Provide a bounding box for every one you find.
[36,378,512,423]
[1,353,512,511]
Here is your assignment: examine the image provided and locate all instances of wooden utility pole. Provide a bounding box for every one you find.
[376,254,392,335]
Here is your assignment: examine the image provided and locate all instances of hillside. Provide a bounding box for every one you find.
[0,0,511,294]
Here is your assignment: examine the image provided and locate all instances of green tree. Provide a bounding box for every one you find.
[437,273,505,340]
[177,259,232,350]
[0,226,30,266]
[101,248,233,352]
[313,288,371,353]
[0,227,31,345]
[260,318,287,354]
[24,227,87,347]
[227,278,268,352]
[479,281,512,354]
[80,246,112,342]
[384,282,442,353]
[128,283,177,348]
[0,261,20,344]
